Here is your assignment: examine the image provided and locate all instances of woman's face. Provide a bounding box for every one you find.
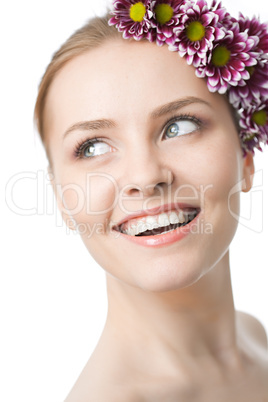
[45,39,253,292]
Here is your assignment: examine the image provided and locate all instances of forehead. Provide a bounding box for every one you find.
[44,39,224,133]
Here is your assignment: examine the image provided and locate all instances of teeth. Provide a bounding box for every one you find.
[179,211,186,224]
[128,225,137,236]
[121,209,197,236]
[138,222,147,234]
[146,216,158,227]
[158,213,170,226]
[169,211,179,224]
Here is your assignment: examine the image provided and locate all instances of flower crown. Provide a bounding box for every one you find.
[109,0,268,154]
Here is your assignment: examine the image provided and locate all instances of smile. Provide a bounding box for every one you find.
[112,204,201,247]
[120,209,198,236]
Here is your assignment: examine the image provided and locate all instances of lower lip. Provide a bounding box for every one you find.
[113,212,200,248]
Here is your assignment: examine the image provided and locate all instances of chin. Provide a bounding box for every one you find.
[122,254,210,293]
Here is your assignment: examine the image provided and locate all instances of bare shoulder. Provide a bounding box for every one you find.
[236,310,268,397]
[65,383,139,402]
[236,310,268,350]
[64,357,140,402]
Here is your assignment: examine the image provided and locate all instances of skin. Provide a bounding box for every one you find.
[44,39,268,401]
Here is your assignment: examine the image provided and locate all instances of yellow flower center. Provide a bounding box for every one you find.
[244,132,256,142]
[186,21,206,42]
[246,66,255,76]
[252,110,267,126]
[155,4,174,25]
[129,2,146,22]
[211,46,231,67]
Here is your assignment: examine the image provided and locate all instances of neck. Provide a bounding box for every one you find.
[103,251,239,376]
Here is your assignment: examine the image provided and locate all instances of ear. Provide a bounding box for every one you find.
[242,152,255,193]
[47,166,77,231]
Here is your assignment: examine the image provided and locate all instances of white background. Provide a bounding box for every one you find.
[1,1,268,401]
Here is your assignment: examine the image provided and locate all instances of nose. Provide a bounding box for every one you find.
[121,145,174,197]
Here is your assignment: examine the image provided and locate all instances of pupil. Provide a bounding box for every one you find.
[167,123,179,137]
[84,145,94,157]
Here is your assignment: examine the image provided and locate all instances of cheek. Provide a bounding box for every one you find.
[57,168,118,228]
[186,128,243,209]
[197,147,242,258]
[83,173,118,215]
[177,135,243,243]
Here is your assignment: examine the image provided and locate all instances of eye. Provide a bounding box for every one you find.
[74,138,114,159]
[83,141,112,158]
[164,118,200,139]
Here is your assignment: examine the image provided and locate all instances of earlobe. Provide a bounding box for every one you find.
[242,152,255,193]
[47,166,77,231]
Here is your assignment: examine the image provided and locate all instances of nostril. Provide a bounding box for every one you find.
[122,161,174,197]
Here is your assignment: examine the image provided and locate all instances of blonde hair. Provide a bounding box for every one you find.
[34,13,120,144]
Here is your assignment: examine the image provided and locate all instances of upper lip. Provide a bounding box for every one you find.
[112,202,201,231]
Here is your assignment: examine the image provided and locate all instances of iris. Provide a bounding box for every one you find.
[166,123,179,138]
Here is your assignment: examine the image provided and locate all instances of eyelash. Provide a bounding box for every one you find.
[73,113,203,159]
[74,136,103,159]
[162,113,202,137]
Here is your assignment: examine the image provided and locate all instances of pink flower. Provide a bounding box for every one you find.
[229,63,268,109]
[239,101,268,153]
[169,0,225,67]
[196,21,258,94]
[228,14,268,110]
[238,13,268,61]
[109,0,151,41]
[150,0,186,46]
[239,132,262,154]
[210,0,236,30]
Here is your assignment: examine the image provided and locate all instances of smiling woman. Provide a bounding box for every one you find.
[34,1,268,401]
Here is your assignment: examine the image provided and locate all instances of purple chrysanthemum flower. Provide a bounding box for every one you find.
[240,101,268,138]
[229,63,268,109]
[109,0,151,41]
[228,12,268,111]
[238,12,268,61]
[210,0,236,30]
[169,0,225,68]
[196,21,259,94]
[239,131,262,154]
[149,0,186,46]
[239,100,268,153]
[228,14,268,110]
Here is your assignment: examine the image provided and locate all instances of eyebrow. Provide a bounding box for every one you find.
[150,96,211,119]
[63,96,211,140]
[63,119,116,139]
